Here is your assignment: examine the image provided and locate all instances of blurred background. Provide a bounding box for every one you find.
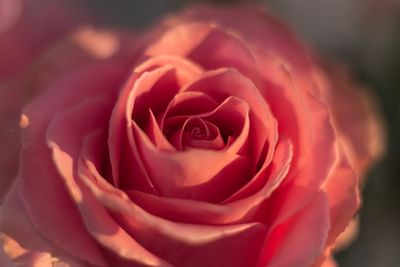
[2,0,399,266]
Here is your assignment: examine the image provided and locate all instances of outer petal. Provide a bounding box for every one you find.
[0,26,139,203]
[145,22,260,84]
[82,174,267,267]
[320,256,338,267]
[263,72,337,237]
[315,63,385,178]
[323,143,359,248]
[0,183,87,267]
[168,5,313,73]
[16,64,125,266]
[257,191,330,267]
[46,99,172,266]
[125,138,292,225]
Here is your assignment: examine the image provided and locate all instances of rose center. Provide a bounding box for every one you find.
[164,116,226,150]
[185,118,209,140]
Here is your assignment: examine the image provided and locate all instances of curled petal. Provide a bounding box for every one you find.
[257,191,330,267]
[126,138,292,225]
[0,183,88,266]
[322,143,359,249]
[181,68,278,171]
[81,173,267,267]
[171,6,313,73]
[315,63,385,178]
[131,120,252,202]
[18,64,124,266]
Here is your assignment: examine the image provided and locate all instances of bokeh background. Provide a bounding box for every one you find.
[3,0,400,266]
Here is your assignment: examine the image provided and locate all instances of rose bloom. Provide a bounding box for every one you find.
[0,6,384,267]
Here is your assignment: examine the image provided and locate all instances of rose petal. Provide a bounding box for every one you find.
[131,120,252,202]
[323,143,359,247]
[181,68,278,172]
[257,191,330,267]
[81,174,267,267]
[320,256,338,267]
[161,91,219,127]
[45,94,171,266]
[17,64,124,266]
[0,182,88,266]
[315,64,385,178]
[163,96,250,154]
[146,22,259,83]
[177,6,313,73]
[125,138,292,225]
[109,57,201,190]
[145,109,176,151]
[264,74,337,234]
[183,119,225,150]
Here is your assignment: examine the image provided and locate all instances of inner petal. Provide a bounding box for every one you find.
[161,91,219,126]
[163,96,250,155]
[169,117,225,150]
[185,117,210,140]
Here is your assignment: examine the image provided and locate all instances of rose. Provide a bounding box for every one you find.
[0,6,384,267]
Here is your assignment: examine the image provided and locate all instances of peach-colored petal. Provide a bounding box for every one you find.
[257,191,330,267]
[125,138,292,225]
[257,76,337,240]
[147,22,260,84]
[333,217,359,251]
[108,56,202,191]
[315,63,385,179]
[163,96,250,154]
[181,68,278,174]
[256,55,313,170]
[146,109,176,151]
[161,91,218,127]
[17,64,124,266]
[81,172,267,267]
[0,26,140,205]
[320,256,338,267]
[131,120,252,202]
[74,128,270,267]
[323,143,360,248]
[173,5,313,73]
[0,183,88,267]
[45,100,172,266]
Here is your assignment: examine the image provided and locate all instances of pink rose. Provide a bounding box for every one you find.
[0,6,384,267]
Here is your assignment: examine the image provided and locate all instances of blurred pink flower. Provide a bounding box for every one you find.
[0,0,86,81]
[0,21,140,203]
